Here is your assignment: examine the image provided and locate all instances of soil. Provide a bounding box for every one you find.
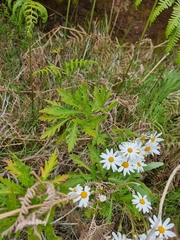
[40,0,172,44]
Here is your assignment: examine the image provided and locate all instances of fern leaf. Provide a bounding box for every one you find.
[66,122,79,152]
[176,48,180,64]
[41,150,58,181]
[92,86,111,111]
[57,89,83,110]
[166,26,180,53]
[150,0,175,23]
[52,174,69,184]
[0,177,24,195]
[88,144,100,164]
[166,1,180,38]
[5,152,34,188]
[40,105,82,117]
[33,64,62,78]
[135,0,143,8]
[40,118,70,139]
[19,1,48,37]
[70,154,91,172]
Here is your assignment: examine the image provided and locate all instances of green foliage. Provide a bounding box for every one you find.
[33,59,98,81]
[135,0,180,64]
[5,152,34,188]
[6,0,48,38]
[0,151,70,239]
[137,70,180,128]
[39,83,118,152]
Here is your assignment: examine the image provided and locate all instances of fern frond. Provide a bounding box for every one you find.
[166,26,180,53]
[40,118,70,139]
[19,0,48,37]
[33,64,62,78]
[135,0,143,8]
[40,150,58,181]
[40,105,82,117]
[176,48,180,64]
[70,154,91,172]
[150,0,175,23]
[62,59,97,77]
[166,1,180,38]
[66,122,79,152]
[5,152,34,188]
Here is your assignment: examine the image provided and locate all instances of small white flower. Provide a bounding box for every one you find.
[132,192,152,214]
[118,159,135,176]
[144,141,160,156]
[99,194,107,202]
[119,141,143,160]
[134,159,147,173]
[73,186,91,208]
[134,139,146,158]
[149,215,176,239]
[68,184,83,196]
[149,131,164,144]
[100,148,121,172]
[112,232,132,240]
[138,230,157,240]
[138,133,150,142]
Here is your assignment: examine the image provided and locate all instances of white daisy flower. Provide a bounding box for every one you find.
[119,141,143,161]
[149,131,164,144]
[118,159,135,176]
[132,192,152,214]
[68,184,83,196]
[138,132,150,142]
[144,141,160,156]
[138,230,157,240]
[149,215,176,239]
[112,232,132,240]
[73,186,91,208]
[134,139,146,158]
[134,159,147,173]
[100,148,121,172]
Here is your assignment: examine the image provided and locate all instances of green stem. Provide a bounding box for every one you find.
[122,0,159,88]
[28,37,35,121]
[65,0,71,36]
[88,0,97,34]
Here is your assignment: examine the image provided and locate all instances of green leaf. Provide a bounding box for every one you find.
[70,154,91,172]
[40,118,70,139]
[0,177,24,195]
[66,122,79,152]
[143,162,164,171]
[40,105,82,117]
[106,198,113,223]
[41,150,58,181]
[5,152,34,188]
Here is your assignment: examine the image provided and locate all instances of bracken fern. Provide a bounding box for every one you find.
[135,0,180,64]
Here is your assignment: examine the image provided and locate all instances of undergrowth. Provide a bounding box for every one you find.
[0,1,180,239]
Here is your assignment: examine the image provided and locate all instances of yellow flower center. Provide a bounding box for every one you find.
[145,146,151,152]
[140,136,146,141]
[108,157,114,163]
[158,226,165,234]
[81,191,88,199]
[73,188,77,192]
[122,161,129,168]
[151,137,156,142]
[137,162,141,167]
[127,148,133,153]
[139,199,145,204]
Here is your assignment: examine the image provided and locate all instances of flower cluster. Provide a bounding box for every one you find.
[68,132,176,239]
[100,132,164,176]
[112,215,176,239]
